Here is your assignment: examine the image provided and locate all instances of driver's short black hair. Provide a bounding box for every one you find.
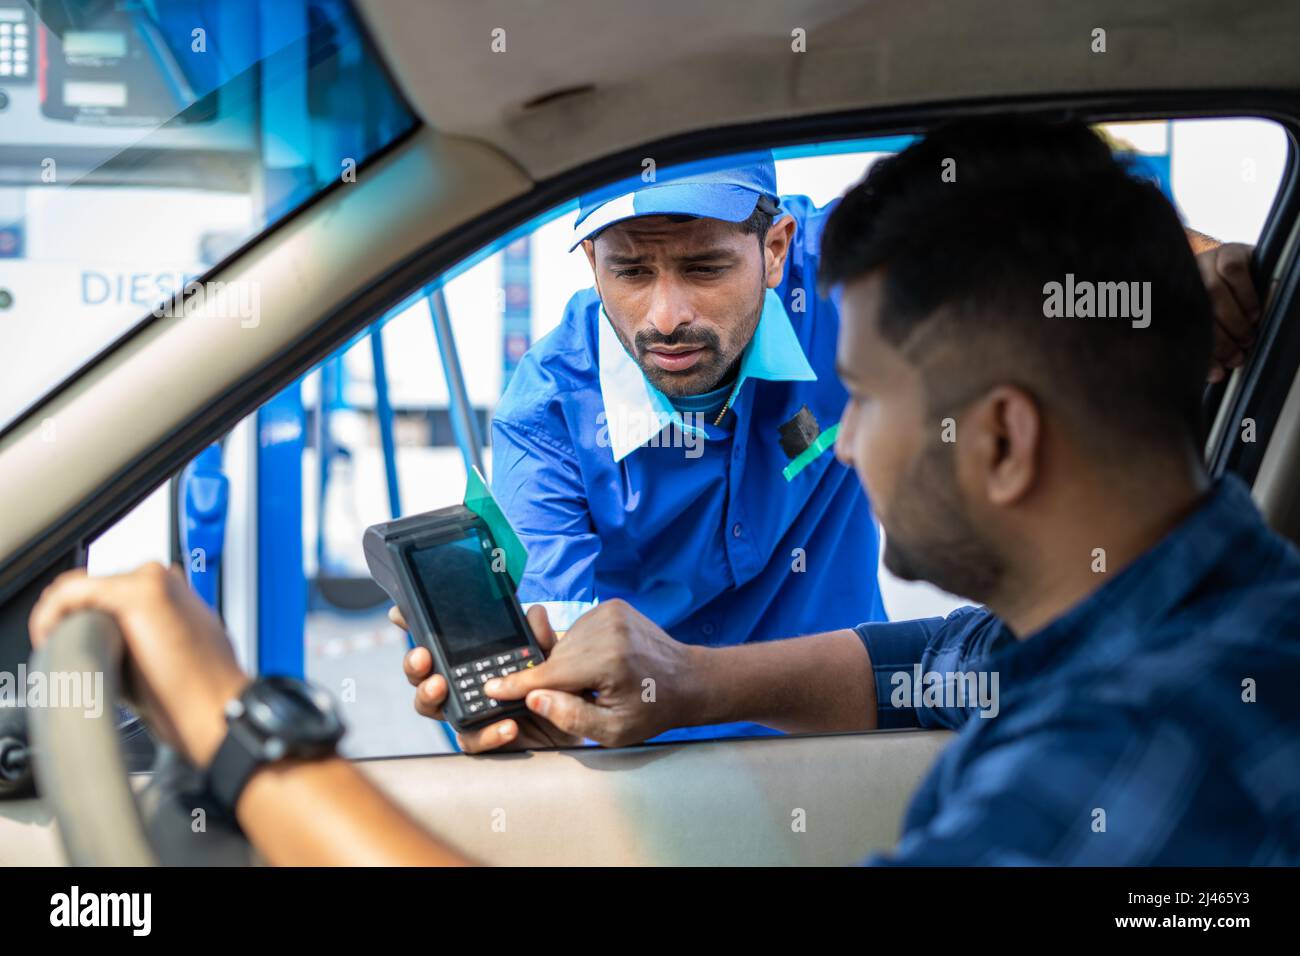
[820,117,1215,455]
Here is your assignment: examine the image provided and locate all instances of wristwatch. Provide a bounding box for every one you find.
[206,676,345,815]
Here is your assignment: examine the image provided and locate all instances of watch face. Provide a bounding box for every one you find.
[246,677,344,745]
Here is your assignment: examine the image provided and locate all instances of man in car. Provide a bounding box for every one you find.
[29,119,1296,864]
[411,146,1261,748]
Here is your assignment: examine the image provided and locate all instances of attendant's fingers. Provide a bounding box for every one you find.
[403,646,434,686]
[412,673,448,721]
[456,718,521,753]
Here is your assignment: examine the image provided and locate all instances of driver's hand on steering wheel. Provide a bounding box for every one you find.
[28,563,249,768]
[392,603,582,752]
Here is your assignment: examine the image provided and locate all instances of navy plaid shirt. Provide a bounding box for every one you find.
[855,475,1300,865]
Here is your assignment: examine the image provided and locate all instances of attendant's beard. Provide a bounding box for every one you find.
[603,284,763,398]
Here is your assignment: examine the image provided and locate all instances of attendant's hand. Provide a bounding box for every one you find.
[1198,242,1261,384]
[395,604,581,752]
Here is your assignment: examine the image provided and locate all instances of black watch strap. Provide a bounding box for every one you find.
[208,720,262,815]
[205,678,343,816]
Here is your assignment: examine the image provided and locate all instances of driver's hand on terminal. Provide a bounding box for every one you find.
[27,563,249,767]
[395,599,700,751]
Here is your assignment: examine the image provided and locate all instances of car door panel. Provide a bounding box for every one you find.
[357,729,954,865]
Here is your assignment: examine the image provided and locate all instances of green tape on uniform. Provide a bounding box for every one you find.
[464,465,529,588]
[782,423,840,482]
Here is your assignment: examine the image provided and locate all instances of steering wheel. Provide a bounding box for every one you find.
[28,609,255,866]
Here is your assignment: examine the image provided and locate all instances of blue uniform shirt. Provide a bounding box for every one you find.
[856,475,1300,864]
[491,195,887,739]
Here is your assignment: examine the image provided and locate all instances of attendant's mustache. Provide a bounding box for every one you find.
[635,327,721,355]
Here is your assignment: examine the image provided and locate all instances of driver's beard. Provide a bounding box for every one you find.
[882,441,1005,603]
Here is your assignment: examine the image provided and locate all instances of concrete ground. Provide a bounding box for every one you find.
[304,608,455,759]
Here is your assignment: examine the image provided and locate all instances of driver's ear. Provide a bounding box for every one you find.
[582,238,597,273]
[956,384,1043,508]
[763,214,796,288]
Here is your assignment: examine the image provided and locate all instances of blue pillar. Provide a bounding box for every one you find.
[257,383,306,677]
[181,443,229,609]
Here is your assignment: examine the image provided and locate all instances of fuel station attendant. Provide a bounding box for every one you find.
[488,155,886,739]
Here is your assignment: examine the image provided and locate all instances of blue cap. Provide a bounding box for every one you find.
[570,154,779,251]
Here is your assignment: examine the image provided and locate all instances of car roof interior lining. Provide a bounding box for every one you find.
[356,0,1300,182]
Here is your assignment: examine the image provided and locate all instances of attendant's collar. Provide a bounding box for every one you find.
[597,288,816,461]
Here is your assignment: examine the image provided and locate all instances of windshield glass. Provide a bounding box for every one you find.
[0,0,416,431]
